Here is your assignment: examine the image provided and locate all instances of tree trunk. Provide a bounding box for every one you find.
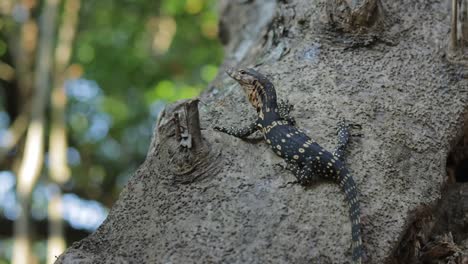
[0,0,38,167]
[12,0,60,263]
[57,1,468,263]
[47,0,80,262]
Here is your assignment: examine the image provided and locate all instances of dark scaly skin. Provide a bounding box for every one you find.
[215,68,363,264]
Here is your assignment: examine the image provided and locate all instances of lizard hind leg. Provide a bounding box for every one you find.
[333,119,361,160]
[286,162,320,185]
[333,119,351,160]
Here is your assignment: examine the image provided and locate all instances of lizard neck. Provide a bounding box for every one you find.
[257,102,280,124]
[256,81,280,123]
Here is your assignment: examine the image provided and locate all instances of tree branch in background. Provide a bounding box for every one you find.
[47,0,81,262]
[8,0,38,111]
[1,0,39,172]
[0,61,15,81]
[0,114,28,162]
[12,0,60,263]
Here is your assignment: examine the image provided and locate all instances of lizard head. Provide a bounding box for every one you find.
[226,68,265,111]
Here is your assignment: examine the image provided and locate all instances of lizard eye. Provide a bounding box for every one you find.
[239,70,246,74]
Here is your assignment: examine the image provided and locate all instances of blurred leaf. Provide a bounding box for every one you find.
[178,85,201,99]
[201,64,218,83]
[185,0,204,14]
[70,113,89,134]
[145,80,176,103]
[161,0,186,15]
[77,44,95,63]
[100,96,129,123]
[0,1,224,258]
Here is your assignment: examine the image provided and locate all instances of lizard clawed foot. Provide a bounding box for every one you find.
[278,99,296,126]
[274,163,287,171]
[279,180,299,188]
[213,125,227,133]
[286,180,299,185]
[337,119,363,138]
[273,163,291,171]
[349,123,362,129]
[349,123,363,138]
[278,99,294,112]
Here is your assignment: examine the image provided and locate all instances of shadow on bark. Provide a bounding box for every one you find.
[392,111,468,264]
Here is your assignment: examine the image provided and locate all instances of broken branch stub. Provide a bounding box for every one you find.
[327,0,387,33]
[451,0,459,51]
[155,99,221,184]
[448,0,468,62]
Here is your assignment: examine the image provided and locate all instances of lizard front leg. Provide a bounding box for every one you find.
[278,99,296,125]
[214,121,258,139]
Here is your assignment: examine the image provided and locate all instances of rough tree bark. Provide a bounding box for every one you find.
[58,0,468,263]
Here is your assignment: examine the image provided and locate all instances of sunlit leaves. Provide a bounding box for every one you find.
[99,97,128,124]
[77,44,94,63]
[59,0,222,213]
[0,2,225,261]
[149,16,177,55]
[145,80,176,102]
[144,80,205,103]
[185,0,204,15]
[201,11,218,39]
[178,84,201,99]
[201,64,217,83]
[161,1,186,16]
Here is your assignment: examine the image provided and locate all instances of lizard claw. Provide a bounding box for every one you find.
[279,180,298,188]
[275,163,287,171]
[349,123,363,137]
[337,119,363,137]
[213,125,223,132]
[279,99,294,110]
[349,123,362,129]
[286,180,299,185]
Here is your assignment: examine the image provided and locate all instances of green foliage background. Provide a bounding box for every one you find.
[68,0,222,202]
[0,0,223,262]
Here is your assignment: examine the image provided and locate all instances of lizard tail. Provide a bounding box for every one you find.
[338,168,363,264]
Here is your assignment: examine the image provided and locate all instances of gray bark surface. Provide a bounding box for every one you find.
[57,0,468,263]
